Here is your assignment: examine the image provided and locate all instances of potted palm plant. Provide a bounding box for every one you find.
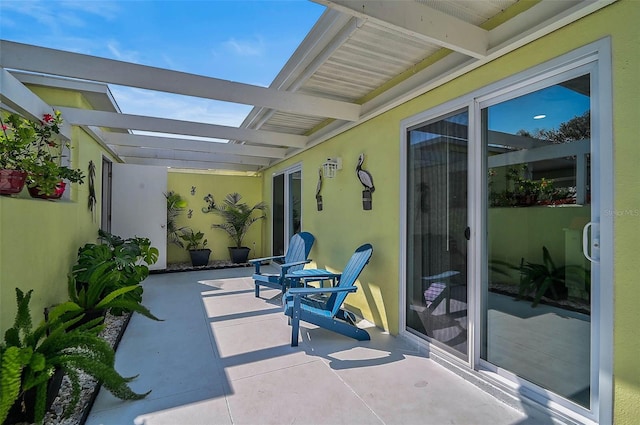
[165,191,188,248]
[202,192,267,263]
[179,228,211,267]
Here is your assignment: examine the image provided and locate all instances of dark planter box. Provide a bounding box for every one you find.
[5,368,64,424]
[189,249,211,267]
[228,247,250,263]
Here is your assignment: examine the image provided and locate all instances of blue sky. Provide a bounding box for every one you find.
[0,0,325,128]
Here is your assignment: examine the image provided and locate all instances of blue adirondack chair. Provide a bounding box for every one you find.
[249,232,315,297]
[283,243,373,347]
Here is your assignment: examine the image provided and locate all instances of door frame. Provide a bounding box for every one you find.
[399,38,613,423]
[271,163,302,256]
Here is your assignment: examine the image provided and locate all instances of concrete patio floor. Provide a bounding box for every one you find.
[85,266,547,425]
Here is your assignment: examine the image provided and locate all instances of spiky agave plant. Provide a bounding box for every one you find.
[0,288,150,424]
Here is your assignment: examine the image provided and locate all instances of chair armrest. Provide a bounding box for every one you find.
[249,255,285,264]
[280,259,312,272]
[249,255,285,274]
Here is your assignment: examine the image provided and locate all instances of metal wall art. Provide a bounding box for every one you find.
[315,168,323,211]
[188,209,193,219]
[88,160,96,221]
[356,153,375,210]
[191,186,196,195]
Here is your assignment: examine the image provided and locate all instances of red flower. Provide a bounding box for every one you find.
[47,141,57,147]
[1,125,7,131]
[43,114,54,122]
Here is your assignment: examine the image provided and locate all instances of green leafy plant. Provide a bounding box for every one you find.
[517,246,590,307]
[0,113,37,170]
[179,229,208,251]
[202,192,267,248]
[1,110,86,196]
[58,262,161,325]
[72,230,159,317]
[0,289,150,424]
[165,191,188,248]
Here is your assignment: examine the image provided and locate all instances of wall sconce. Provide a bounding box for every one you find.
[322,157,342,179]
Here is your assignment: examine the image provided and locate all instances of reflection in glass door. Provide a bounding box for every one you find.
[481,74,593,408]
[406,110,469,359]
[272,167,302,257]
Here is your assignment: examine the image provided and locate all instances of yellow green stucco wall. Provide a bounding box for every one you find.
[0,88,115,335]
[262,1,638,421]
[166,171,264,264]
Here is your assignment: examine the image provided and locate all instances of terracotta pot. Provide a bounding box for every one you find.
[0,169,27,195]
[28,181,66,199]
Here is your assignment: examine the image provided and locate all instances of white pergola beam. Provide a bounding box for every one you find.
[316,0,488,58]
[0,68,71,138]
[0,40,361,122]
[122,157,260,172]
[54,107,307,148]
[114,146,272,166]
[105,133,286,159]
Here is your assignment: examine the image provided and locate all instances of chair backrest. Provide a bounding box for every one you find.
[283,232,315,274]
[326,243,373,317]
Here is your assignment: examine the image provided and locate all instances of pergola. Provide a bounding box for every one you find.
[0,0,614,173]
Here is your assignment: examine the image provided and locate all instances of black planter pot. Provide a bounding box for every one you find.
[228,247,250,263]
[5,368,64,424]
[189,249,211,267]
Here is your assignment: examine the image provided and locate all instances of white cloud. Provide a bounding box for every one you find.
[107,41,141,63]
[222,36,265,57]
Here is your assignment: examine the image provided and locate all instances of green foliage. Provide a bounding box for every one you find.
[178,228,208,251]
[501,246,590,307]
[0,288,150,424]
[69,230,160,321]
[0,113,37,170]
[202,192,267,248]
[165,191,188,248]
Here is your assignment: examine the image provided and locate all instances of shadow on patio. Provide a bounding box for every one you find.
[85,266,537,425]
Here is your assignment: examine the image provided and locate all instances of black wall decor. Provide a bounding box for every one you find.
[315,168,323,211]
[88,160,96,221]
[356,153,375,210]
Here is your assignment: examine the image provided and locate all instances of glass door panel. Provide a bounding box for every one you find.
[273,167,302,258]
[288,170,302,237]
[481,74,592,408]
[272,174,285,256]
[406,110,469,359]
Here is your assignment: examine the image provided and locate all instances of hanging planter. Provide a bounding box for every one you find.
[0,169,27,195]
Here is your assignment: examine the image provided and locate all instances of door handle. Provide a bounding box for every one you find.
[582,222,600,263]
[464,227,471,241]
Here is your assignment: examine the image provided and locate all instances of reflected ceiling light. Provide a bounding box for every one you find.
[533,114,546,120]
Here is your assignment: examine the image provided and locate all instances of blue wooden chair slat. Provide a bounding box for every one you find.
[283,243,373,347]
[249,232,315,297]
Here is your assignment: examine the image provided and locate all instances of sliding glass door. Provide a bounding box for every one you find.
[481,73,593,408]
[406,110,469,359]
[272,166,302,257]
[403,59,606,419]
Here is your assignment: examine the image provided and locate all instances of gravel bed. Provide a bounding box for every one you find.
[163,260,253,272]
[42,312,130,425]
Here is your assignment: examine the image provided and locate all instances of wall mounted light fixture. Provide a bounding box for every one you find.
[322,157,342,179]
